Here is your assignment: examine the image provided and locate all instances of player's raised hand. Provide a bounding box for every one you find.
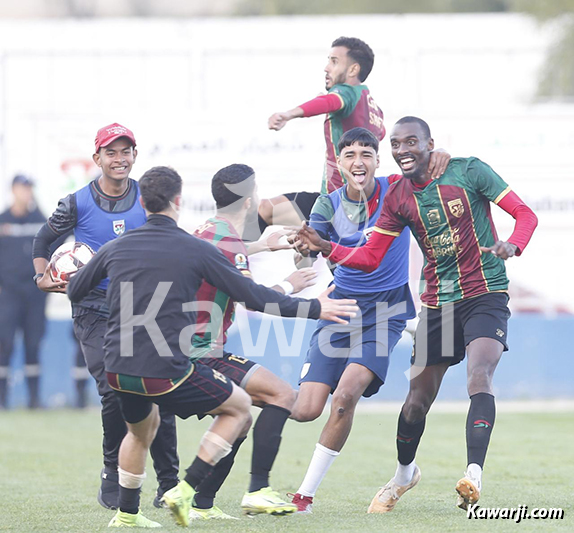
[317,285,358,324]
[268,112,290,131]
[480,240,517,260]
[36,263,68,293]
[296,222,332,255]
[428,148,451,179]
[285,267,318,294]
[265,228,297,251]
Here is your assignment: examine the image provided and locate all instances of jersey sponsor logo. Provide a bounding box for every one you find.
[447,198,465,218]
[234,253,248,270]
[423,227,462,258]
[113,219,126,236]
[427,209,441,227]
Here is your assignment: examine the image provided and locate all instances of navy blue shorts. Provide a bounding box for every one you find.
[412,292,511,368]
[200,351,260,388]
[299,283,415,398]
[115,362,233,424]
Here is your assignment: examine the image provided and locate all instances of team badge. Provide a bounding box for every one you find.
[113,220,126,236]
[234,253,248,270]
[448,198,465,218]
[427,209,441,227]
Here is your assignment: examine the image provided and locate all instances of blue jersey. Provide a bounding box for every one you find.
[309,176,410,294]
[74,180,146,291]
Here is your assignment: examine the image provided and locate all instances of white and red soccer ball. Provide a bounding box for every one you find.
[49,242,95,283]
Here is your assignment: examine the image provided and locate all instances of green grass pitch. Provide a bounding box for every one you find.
[1,407,572,531]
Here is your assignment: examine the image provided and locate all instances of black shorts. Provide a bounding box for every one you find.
[200,352,260,388]
[411,292,511,368]
[115,362,233,424]
[283,191,321,221]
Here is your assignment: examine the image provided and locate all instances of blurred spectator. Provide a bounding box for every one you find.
[0,175,48,409]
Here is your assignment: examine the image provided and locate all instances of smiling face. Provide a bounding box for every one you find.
[337,141,379,199]
[93,137,137,183]
[390,122,434,184]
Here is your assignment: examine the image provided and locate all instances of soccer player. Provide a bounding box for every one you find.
[32,124,179,509]
[0,175,48,409]
[261,37,447,235]
[66,165,358,528]
[287,127,429,512]
[190,163,317,519]
[296,116,538,511]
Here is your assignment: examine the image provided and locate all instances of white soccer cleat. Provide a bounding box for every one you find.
[455,470,481,510]
[367,466,421,514]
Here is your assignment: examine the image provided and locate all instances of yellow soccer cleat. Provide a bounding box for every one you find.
[455,473,481,510]
[189,505,239,520]
[241,487,297,516]
[160,480,195,527]
[108,510,162,528]
[367,466,421,514]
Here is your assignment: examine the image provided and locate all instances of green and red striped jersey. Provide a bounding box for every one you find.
[375,157,511,307]
[322,84,385,194]
[191,217,252,359]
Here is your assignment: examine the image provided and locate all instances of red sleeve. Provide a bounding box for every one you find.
[387,174,403,185]
[328,230,395,273]
[496,191,538,255]
[299,94,344,117]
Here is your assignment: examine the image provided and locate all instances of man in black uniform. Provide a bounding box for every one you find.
[67,165,358,528]
[32,124,179,509]
[0,175,48,409]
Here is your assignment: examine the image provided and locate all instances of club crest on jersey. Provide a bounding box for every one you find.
[427,209,441,227]
[113,220,126,236]
[448,198,465,218]
[234,253,248,270]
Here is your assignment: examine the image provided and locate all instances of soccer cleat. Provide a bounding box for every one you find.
[160,480,195,527]
[455,472,481,510]
[189,505,239,520]
[288,493,313,514]
[367,465,421,514]
[241,487,297,515]
[98,468,119,510]
[108,510,162,528]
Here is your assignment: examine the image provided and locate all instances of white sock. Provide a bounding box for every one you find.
[466,463,482,489]
[297,443,340,497]
[394,460,416,486]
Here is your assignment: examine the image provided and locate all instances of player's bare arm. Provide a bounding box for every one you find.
[33,257,67,293]
[246,228,297,255]
[268,107,304,131]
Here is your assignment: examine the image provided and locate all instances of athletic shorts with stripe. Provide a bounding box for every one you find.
[200,351,260,389]
[111,362,233,424]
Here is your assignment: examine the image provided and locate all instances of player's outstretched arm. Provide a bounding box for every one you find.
[246,228,297,255]
[272,267,318,295]
[317,285,358,324]
[268,108,304,131]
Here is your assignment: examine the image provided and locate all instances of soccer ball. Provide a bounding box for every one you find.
[49,242,95,283]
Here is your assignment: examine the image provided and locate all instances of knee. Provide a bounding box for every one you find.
[402,396,431,423]
[331,390,359,418]
[268,384,297,411]
[290,403,323,422]
[258,198,274,226]
[467,367,494,395]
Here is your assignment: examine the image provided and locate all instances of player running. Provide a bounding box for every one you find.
[32,124,179,509]
[67,165,358,528]
[296,116,538,512]
[189,163,317,519]
[287,127,448,512]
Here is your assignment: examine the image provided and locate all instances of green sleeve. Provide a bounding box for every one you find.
[465,157,511,203]
[328,84,361,119]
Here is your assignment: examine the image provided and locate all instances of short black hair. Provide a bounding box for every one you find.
[212,164,256,211]
[338,127,379,153]
[331,36,374,82]
[395,116,432,140]
[139,166,182,213]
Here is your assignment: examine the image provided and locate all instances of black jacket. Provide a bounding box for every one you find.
[68,215,320,379]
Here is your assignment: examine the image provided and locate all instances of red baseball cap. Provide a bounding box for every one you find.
[94,123,136,152]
